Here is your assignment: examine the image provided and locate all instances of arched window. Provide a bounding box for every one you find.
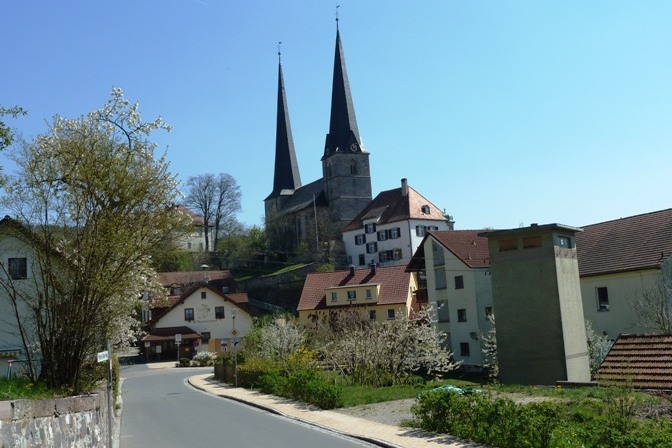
[350,160,358,174]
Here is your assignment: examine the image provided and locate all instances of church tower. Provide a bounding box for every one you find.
[265,55,302,217]
[321,26,372,228]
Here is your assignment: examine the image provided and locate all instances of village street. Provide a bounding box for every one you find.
[118,363,376,448]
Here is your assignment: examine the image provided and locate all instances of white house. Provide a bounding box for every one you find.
[577,208,672,339]
[342,179,453,268]
[142,283,253,360]
[407,230,492,368]
[173,205,215,252]
[0,216,43,377]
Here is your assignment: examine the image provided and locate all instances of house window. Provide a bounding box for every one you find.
[369,310,376,320]
[432,240,445,266]
[331,292,338,302]
[366,289,372,299]
[187,242,192,249]
[437,300,450,322]
[201,331,210,343]
[215,306,225,319]
[222,286,229,293]
[366,242,378,254]
[393,249,402,260]
[416,225,426,237]
[347,291,356,300]
[8,258,27,280]
[558,235,572,248]
[358,254,365,266]
[389,227,400,239]
[597,287,609,311]
[457,308,467,322]
[460,342,470,357]
[379,251,389,263]
[377,230,387,241]
[364,223,376,234]
[454,275,464,290]
[435,268,447,290]
[523,236,542,249]
[485,306,493,319]
[387,309,395,320]
[499,239,517,251]
[355,234,366,245]
[201,291,207,299]
[199,242,204,251]
[184,308,194,322]
[421,205,431,214]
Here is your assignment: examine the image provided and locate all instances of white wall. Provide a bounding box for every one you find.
[156,287,252,352]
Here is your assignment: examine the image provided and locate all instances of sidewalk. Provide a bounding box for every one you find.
[188,373,485,448]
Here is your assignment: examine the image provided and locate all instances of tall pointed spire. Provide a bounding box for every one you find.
[268,51,301,199]
[323,26,362,159]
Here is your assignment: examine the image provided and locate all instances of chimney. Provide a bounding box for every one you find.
[401,178,408,196]
[349,265,355,276]
[369,260,377,275]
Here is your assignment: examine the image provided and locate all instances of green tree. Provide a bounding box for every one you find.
[0,105,26,150]
[0,88,183,392]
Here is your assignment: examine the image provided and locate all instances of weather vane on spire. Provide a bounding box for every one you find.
[336,4,340,27]
[278,41,282,63]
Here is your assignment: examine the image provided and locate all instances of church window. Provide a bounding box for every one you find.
[366,242,377,254]
[350,160,358,174]
[364,223,376,234]
[355,234,365,245]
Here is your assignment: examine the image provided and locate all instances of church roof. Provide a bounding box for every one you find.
[342,181,447,232]
[323,28,362,158]
[577,208,672,277]
[267,61,301,200]
[272,178,328,216]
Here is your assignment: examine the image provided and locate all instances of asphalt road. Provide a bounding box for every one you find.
[119,363,375,448]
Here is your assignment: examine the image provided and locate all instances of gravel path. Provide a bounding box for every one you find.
[334,398,417,427]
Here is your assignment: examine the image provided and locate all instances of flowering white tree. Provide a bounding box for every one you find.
[0,88,184,392]
[314,308,458,386]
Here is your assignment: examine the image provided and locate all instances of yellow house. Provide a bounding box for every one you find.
[296,264,419,327]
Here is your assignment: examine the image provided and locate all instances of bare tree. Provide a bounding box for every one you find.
[184,173,241,251]
[632,272,672,334]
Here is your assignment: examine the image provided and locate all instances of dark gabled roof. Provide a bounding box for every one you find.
[273,178,328,216]
[298,264,412,311]
[596,333,672,390]
[577,209,672,277]
[142,326,201,342]
[266,61,301,200]
[406,230,491,272]
[342,184,446,232]
[323,28,362,158]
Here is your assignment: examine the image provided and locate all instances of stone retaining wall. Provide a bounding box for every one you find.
[0,391,109,448]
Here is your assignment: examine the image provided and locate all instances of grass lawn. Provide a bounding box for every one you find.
[0,378,55,400]
[338,374,483,407]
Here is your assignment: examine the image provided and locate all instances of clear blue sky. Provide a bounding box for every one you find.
[2,1,671,230]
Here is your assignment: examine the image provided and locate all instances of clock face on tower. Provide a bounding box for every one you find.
[350,143,358,152]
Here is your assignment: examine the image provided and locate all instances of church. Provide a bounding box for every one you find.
[264,25,372,257]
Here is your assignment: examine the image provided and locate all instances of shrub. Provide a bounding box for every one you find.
[190,352,217,367]
[178,358,190,367]
[237,358,277,388]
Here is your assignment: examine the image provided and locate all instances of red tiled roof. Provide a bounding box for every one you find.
[156,270,232,287]
[342,184,446,232]
[577,209,672,277]
[174,204,210,227]
[297,265,412,311]
[224,293,249,305]
[596,333,672,390]
[431,230,491,268]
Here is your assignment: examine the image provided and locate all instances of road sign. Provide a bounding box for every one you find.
[231,329,238,336]
[97,351,109,363]
[232,337,240,347]
[175,334,182,343]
